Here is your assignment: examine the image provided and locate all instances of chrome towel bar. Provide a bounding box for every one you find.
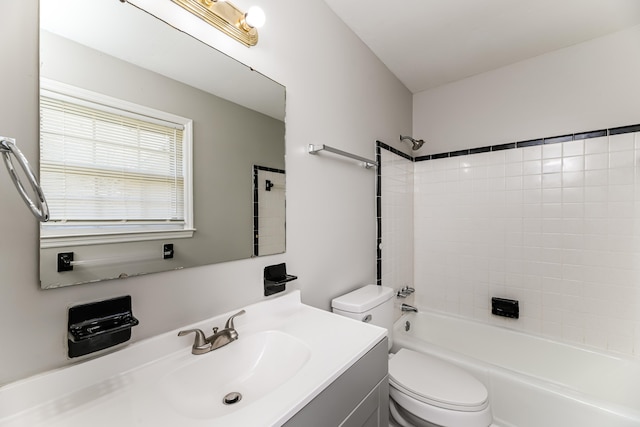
[0,136,49,222]
[308,144,378,169]
[57,244,174,272]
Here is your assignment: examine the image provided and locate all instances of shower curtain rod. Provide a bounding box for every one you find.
[308,144,378,169]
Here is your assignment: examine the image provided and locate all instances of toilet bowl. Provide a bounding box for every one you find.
[389,348,491,427]
[332,285,492,427]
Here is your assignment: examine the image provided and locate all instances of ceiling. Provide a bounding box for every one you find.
[323,0,640,93]
[40,0,285,120]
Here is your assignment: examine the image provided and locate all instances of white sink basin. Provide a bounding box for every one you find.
[0,291,386,427]
[160,330,311,419]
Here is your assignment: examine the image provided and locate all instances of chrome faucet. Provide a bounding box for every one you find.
[208,309,246,351]
[178,309,246,355]
[401,303,418,313]
[397,286,415,298]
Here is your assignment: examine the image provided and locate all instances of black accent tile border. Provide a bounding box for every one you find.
[470,146,491,154]
[573,130,607,140]
[253,166,259,256]
[517,138,543,148]
[492,143,516,151]
[376,141,413,161]
[544,134,572,144]
[375,144,382,286]
[450,149,469,157]
[610,124,640,135]
[387,123,640,163]
[254,165,286,174]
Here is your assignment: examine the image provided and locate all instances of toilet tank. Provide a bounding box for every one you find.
[331,285,395,348]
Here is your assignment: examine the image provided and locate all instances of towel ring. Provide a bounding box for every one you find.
[0,137,49,222]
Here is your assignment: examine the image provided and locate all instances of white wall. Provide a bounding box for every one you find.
[411,25,640,357]
[413,25,640,155]
[0,0,411,384]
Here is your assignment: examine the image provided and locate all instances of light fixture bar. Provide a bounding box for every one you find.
[172,0,259,47]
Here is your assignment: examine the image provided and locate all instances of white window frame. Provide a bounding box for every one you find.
[40,79,194,249]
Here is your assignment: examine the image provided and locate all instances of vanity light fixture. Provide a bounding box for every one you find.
[171,0,265,47]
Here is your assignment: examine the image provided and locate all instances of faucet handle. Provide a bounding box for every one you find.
[224,309,246,329]
[178,328,207,348]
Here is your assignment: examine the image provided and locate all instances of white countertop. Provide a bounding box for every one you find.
[0,291,386,426]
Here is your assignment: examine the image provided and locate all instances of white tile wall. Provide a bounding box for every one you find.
[380,150,414,298]
[385,132,640,358]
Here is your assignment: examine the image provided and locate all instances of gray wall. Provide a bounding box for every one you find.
[0,0,412,384]
[39,32,284,287]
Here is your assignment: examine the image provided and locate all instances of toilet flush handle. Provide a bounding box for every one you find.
[362,314,372,323]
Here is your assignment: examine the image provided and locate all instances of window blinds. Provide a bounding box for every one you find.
[40,95,185,223]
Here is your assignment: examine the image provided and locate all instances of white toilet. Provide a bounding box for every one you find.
[332,285,492,427]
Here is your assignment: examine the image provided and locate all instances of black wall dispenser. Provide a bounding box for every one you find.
[491,297,519,319]
[67,295,139,358]
[264,263,297,296]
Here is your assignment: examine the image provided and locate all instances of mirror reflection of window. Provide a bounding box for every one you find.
[40,80,194,246]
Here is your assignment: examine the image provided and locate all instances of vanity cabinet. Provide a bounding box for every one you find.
[283,337,389,427]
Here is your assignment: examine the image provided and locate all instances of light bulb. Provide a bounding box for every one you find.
[244,6,265,29]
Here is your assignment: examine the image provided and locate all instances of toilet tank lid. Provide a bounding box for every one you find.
[331,285,394,313]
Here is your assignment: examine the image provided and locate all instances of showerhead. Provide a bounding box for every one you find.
[400,135,426,151]
[411,139,425,150]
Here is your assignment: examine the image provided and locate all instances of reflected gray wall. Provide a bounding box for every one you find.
[40,32,285,287]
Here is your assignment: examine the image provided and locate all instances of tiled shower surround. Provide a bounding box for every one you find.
[379,148,414,293]
[379,129,640,358]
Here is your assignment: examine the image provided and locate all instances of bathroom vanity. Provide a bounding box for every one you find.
[284,339,389,427]
[0,291,388,426]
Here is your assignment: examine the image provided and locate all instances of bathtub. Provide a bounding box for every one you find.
[391,311,640,427]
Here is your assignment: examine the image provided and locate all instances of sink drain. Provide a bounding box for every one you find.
[223,392,242,405]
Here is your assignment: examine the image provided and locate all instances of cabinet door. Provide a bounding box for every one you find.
[340,376,389,427]
[283,338,388,427]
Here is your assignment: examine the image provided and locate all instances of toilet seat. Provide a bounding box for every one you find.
[389,348,489,412]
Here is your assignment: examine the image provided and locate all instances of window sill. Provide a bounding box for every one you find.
[40,228,195,249]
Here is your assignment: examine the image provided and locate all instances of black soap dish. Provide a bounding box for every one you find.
[264,263,297,296]
[491,297,519,319]
[68,295,139,358]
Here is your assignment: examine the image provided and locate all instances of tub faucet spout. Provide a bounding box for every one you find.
[401,303,418,313]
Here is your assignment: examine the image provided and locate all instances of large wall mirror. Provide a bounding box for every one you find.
[39,0,286,288]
